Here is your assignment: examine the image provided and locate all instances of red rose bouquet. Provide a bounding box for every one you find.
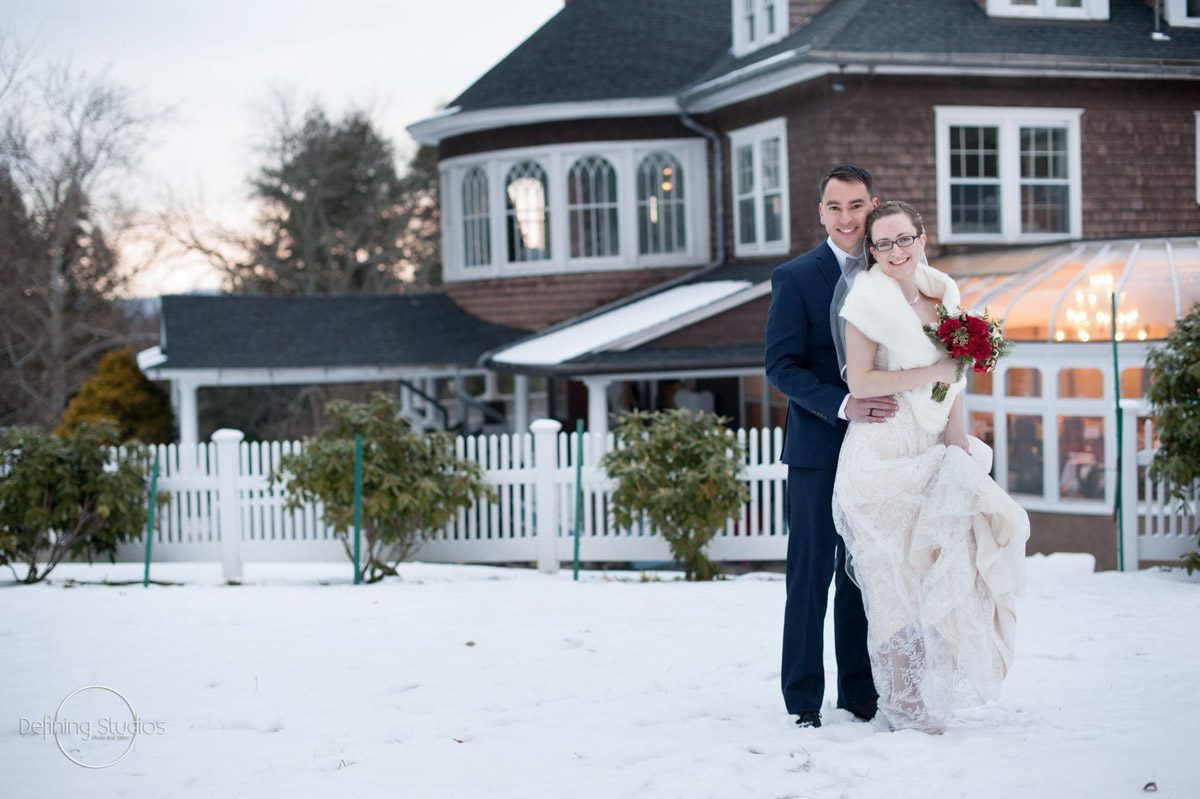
[924,305,1012,402]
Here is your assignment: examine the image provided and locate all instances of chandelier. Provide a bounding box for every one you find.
[1054,273,1147,343]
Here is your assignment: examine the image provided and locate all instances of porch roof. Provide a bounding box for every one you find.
[152,292,526,372]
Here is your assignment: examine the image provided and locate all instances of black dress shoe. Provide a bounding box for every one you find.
[846,698,878,722]
[794,710,822,728]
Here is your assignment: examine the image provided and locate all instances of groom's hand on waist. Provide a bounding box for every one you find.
[845,396,898,423]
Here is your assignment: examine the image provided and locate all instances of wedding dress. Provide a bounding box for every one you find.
[831,262,1030,732]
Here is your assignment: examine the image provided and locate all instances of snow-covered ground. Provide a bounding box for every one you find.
[2,554,1197,798]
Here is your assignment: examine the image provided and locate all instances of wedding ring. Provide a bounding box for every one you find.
[868,408,875,417]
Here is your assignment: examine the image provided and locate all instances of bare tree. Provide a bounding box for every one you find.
[0,54,157,429]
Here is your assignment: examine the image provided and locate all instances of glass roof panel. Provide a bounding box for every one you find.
[1047,243,1137,343]
[941,238,1200,344]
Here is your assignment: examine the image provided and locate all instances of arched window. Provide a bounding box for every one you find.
[637,153,686,255]
[461,167,490,267]
[566,156,619,258]
[505,161,550,262]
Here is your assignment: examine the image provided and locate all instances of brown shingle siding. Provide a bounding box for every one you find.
[446,268,689,330]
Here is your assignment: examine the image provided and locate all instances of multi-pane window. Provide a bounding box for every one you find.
[567,156,619,258]
[637,153,686,255]
[444,140,708,279]
[461,167,490,267]
[1020,127,1070,234]
[948,126,1000,235]
[744,0,756,42]
[505,161,550,262]
[730,118,789,256]
[937,107,1082,243]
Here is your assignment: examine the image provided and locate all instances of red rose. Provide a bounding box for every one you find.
[965,316,988,337]
[938,319,962,339]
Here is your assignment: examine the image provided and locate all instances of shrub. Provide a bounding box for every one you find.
[1146,305,1200,573]
[602,409,748,581]
[272,392,492,583]
[0,423,150,583]
[57,348,175,443]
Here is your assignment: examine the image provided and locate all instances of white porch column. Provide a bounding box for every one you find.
[399,383,413,416]
[177,381,199,447]
[584,377,612,456]
[514,374,530,435]
[423,377,438,427]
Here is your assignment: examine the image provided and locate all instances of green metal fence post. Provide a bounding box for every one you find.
[1111,291,1125,571]
[353,434,363,585]
[142,448,160,589]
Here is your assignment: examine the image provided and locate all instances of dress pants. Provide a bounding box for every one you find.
[781,466,876,714]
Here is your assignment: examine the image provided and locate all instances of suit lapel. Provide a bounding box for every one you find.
[815,243,840,290]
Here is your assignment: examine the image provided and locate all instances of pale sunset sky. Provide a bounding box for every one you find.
[2,0,565,296]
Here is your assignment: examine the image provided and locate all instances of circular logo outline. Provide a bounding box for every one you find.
[53,685,138,769]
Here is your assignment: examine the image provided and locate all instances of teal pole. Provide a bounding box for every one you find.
[573,419,584,581]
[142,448,160,589]
[353,435,363,585]
[1111,291,1125,571]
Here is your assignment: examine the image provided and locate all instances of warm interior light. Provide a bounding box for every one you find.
[1058,271,1140,344]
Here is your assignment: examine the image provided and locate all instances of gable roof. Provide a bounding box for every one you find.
[155,293,525,371]
[411,0,1200,143]
[448,0,731,113]
[690,0,1200,96]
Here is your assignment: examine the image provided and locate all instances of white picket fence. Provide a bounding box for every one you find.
[113,421,789,578]
[1120,401,1199,566]
[113,415,1197,578]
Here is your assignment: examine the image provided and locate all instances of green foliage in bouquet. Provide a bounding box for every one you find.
[271,393,492,583]
[602,409,748,581]
[1145,306,1200,573]
[0,423,150,583]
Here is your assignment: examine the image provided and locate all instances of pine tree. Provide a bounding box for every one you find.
[57,348,175,443]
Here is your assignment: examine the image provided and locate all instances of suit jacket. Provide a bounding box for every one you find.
[764,242,850,470]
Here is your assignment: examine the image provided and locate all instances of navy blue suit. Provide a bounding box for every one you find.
[764,242,876,716]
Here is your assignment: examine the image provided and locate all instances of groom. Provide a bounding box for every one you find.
[765,165,897,728]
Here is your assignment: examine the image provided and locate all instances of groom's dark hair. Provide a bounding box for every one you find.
[819,164,874,198]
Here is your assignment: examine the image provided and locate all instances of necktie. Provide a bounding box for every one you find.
[843,255,864,276]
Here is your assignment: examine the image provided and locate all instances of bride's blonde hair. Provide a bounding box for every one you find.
[865,201,925,266]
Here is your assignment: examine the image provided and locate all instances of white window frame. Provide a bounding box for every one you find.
[1165,0,1200,27]
[728,117,790,258]
[985,0,1108,20]
[439,139,710,282]
[1196,111,1200,204]
[935,106,1083,245]
[731,0,788,58]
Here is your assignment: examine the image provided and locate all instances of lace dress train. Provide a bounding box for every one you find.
[832,399,1029,732]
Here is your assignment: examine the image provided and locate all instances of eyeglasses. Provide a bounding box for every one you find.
[870,233,920,252]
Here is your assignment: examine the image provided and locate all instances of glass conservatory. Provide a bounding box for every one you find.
[945,238,1200,515]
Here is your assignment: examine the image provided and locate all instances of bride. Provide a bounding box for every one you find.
[831,201,1030,734]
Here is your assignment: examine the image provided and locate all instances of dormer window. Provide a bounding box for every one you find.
[732,0,788,57]
[986,0,1109,20]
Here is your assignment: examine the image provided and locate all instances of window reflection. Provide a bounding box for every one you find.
[1058,415,1105,500]
[970,411,996,478]
[1005,368,1042,397]
[505,161,550,262]
[1058,368,1103,399]
[968,369,993,395]
[1007,414,1043,495]
[1120,367,1148,399]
